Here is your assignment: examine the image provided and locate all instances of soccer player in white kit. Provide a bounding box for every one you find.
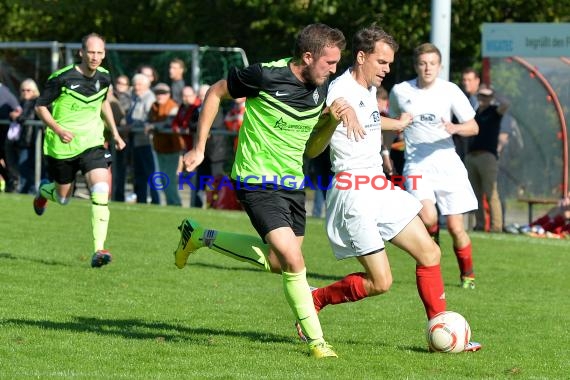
[304,25,481,352]
[389,43,479,289]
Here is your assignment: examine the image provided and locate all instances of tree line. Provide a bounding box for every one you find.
[1,0,568,86]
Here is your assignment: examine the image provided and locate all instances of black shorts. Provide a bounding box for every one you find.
[46,146,111,184]
[235,185,306,242]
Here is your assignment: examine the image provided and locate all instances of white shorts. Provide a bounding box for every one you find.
[326,169,422,260]
[403,151,477,215]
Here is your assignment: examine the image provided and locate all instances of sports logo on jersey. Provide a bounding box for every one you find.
[275,90,288,97]
[420,113,436,122]
[275,118,287,130]
[312,89,319,104]
[371,111,380,123]
[70,84,80,89]
[95,80,100,92]
[359,101,365,108]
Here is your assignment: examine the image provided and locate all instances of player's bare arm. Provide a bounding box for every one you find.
[442,118,479,137]
[183,79,232,172]
[305,108,339,158]
[305,98,359,157]
[35,104,74,143]
[381,112,413,132]
[101,98,126,151]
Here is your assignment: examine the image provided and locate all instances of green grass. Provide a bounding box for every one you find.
[1,193,568,379]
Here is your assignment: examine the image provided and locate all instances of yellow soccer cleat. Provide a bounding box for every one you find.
[308,341,338,358]
[174,218,204,269]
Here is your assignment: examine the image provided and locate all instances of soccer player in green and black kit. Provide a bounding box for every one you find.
[174,24,364,358]
[34,33,126,268]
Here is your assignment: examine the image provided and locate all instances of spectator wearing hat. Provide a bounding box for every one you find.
[465,85,510,232]
[147,82,181,206]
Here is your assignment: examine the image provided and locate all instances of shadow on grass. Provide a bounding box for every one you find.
[192,262,342,282]
[0,252,75,267]
[1,316,292,344]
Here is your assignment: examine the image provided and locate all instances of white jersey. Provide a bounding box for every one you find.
[389,77,475,162]
[326,69,383,173]
[389,77,477,215]
[324,68,422,260]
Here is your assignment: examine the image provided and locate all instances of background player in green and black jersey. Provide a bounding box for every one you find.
[174,24,364,358]
[33,33,126,268]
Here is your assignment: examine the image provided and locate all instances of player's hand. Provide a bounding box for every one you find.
[183,149,205,173]
[57,129,74,143]
[398,112,413,132]
[441,117,458,134]
[330,98,365,141]
[114,135,126,151]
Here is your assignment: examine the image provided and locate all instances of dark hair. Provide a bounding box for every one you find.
[352,24,398,61]
[81,33,105,50]
[461,67,480,78]
[413,43,441,66]
[170,58,186,71]
[293,23,346,61]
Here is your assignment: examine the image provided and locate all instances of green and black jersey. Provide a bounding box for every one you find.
[36,64,112,159]
[227,58,328,186]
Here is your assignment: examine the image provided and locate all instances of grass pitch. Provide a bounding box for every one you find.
[0,193,568,379]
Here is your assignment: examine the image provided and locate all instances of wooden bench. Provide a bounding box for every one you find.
[517,197,559,224]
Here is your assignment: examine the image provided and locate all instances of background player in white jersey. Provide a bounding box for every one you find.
[389,43,479,289]
[304,24,481,352]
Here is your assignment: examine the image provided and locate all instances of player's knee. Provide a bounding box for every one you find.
[368,275,392,296]
[91,182,109,205]
[446,222,465,239]
[420,242,441,266]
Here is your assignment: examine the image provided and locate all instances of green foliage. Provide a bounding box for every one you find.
[1,0,567,80]
[1,194,569,378]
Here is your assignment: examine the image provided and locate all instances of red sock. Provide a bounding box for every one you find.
[454,243,474,278]
[416,264,446,319]
[427,224,439,236]
[312,273,368,312]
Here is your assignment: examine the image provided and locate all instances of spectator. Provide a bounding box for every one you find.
[137,64,159,86]
[0,79,23,192]
[520,193,570,237]
[127,73,158,204]
[15,79,42,194]
[454,67,481,161]
[223,96,245,153]
[465,85,509,233]
[192,84,231,207]
[168,58,186,105]
[172,85,201,153]
[460,67,481,110]
[110,75,132,201]
[147,82,181,206]
[497,111,523,222]
[389,43,480,290]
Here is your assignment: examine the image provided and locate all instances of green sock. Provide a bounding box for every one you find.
[40,182,57,201]
[201,229,272,272]
[283,269,324,344]
[91,192,110,252]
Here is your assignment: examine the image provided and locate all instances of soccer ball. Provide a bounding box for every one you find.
[426,311,471,353]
